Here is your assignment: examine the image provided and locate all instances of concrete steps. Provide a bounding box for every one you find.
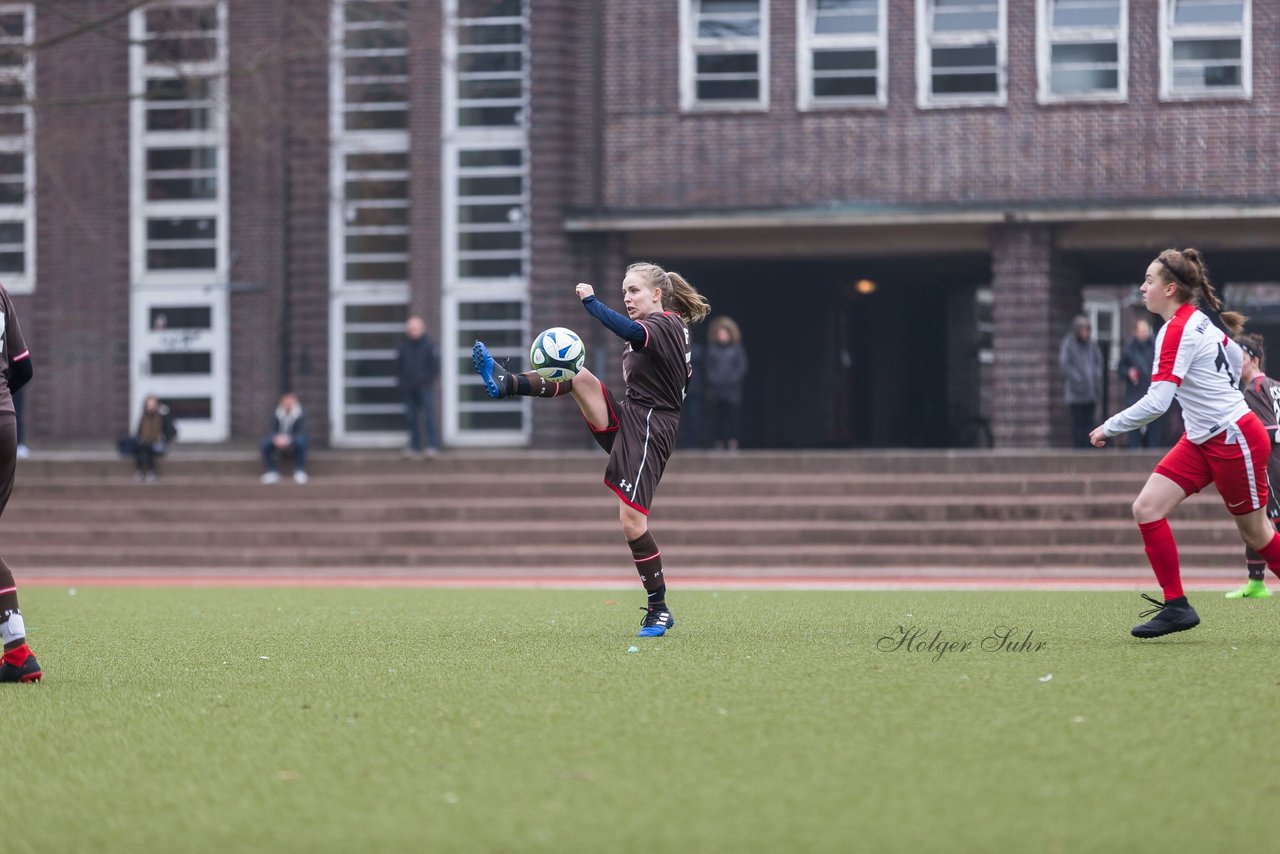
[0,449,1248,577]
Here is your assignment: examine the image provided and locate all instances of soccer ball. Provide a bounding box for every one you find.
[530,327,586,382]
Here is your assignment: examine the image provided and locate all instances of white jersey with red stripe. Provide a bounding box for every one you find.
[1102,303,1247,444]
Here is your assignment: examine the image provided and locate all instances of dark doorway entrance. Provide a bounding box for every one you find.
[669,254,989,449]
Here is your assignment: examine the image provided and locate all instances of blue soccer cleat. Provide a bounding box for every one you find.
[472,340,506,399]
[637,607,674,637]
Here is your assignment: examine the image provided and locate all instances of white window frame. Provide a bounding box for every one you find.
[680,0,770,112]
[1159,0,1251,101]
[0,3,34,294]
[915,0,1007,109]
[1036,0,1128,103]
[442,0,531,447]
[329,0,412,446]
[797,0,887,110]
[128,0,230,442]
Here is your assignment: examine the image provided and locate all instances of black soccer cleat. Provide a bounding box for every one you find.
[1131,593,1200,639]
[638,607,674,637]
[0,648,42,683]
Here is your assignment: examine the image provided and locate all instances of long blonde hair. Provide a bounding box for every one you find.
[626,261,710,324]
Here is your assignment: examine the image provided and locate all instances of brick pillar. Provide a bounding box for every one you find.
[990,225,1081,448]
[529,0,594,448]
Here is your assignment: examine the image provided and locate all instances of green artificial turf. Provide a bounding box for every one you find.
[5,587,1280,853]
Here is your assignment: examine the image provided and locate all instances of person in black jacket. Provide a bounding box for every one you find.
[1117,318,1163,448]
[260,393,308,484]
[395,315,440,459]
[704,316,748,451]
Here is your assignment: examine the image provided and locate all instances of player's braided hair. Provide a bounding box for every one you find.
[1155,248,1246,336]
[627,261,710,324]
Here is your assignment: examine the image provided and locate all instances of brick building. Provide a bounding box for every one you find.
[9,0,1279,449]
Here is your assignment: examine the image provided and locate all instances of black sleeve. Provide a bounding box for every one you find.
[7,353,31,394]
[293,412,308,438]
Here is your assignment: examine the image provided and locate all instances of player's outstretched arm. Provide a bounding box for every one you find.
[576,283,646,344]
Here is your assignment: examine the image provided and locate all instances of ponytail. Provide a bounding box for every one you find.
[626,261,711,324]
[1156,247,1246,337]
[664,271,711,324]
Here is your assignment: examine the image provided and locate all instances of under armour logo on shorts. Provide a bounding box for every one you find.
[618,479,634,493]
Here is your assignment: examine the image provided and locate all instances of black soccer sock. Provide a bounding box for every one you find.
[647,585,667,610]
[508,371,572,398]
[1245,545,1267,581]
[628,531,665,606]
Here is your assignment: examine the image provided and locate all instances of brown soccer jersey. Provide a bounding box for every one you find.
[1243,373,1280,516]
[622,311,691,411]
[0,284,28,417]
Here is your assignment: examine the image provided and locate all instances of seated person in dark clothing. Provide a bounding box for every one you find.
[260,392,308,484]
[132,395,176,482]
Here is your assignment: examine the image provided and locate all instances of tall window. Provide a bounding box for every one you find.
[0,5,33,291]
[130,1,229,441]
[798,0,886,109]
[916,0,1007,107]
[138,4,225,275]
[681,0,769,110]
[1160,0,1250,100]
[330,0,412,443]
[1038,0,1126,102]
[442,0,530,446]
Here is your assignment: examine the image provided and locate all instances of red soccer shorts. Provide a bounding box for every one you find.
[1155,413,1271,516]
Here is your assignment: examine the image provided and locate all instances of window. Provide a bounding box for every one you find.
[341,0,408,130]
[455,146,525,280]
[682,0,769,110]
[137,2,225,275]
[1038,0,1126,101]
[0,4,32,291]
[442,1,530,445]
[798,0,886,109]
[454,0,525,128]
[1160,0,1250,99]
[917,0,1006,107]
[331,0,413,444]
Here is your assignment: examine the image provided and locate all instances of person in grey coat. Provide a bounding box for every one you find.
[1059,314,1105,449]
[704,316,748,451]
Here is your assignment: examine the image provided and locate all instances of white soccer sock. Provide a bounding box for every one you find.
[0,611,25,646]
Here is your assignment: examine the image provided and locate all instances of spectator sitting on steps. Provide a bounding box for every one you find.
[260,392,308,485]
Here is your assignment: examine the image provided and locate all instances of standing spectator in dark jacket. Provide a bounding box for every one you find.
[260,392,308,484]
[1117,318,1163,448]
[395,315,440,459]
[705,316,748,451]
[1059,314,1104,449]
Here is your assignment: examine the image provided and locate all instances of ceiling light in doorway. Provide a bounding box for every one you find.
[855,278,877,295]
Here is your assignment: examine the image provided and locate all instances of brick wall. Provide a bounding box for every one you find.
[990,224,1081,448]
[29,1,132,441]
[588,0,1280,212]
[227,0,287,438]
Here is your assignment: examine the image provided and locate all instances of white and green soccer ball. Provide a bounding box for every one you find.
[530,327,586,382]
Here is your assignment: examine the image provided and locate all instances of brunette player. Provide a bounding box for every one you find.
[0,283,38,681]
[472,262,709,637]
[1089,249,1280,638]
[1225,333,1280,599]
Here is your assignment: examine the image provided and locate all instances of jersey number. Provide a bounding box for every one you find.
[1215,343,1236,388]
